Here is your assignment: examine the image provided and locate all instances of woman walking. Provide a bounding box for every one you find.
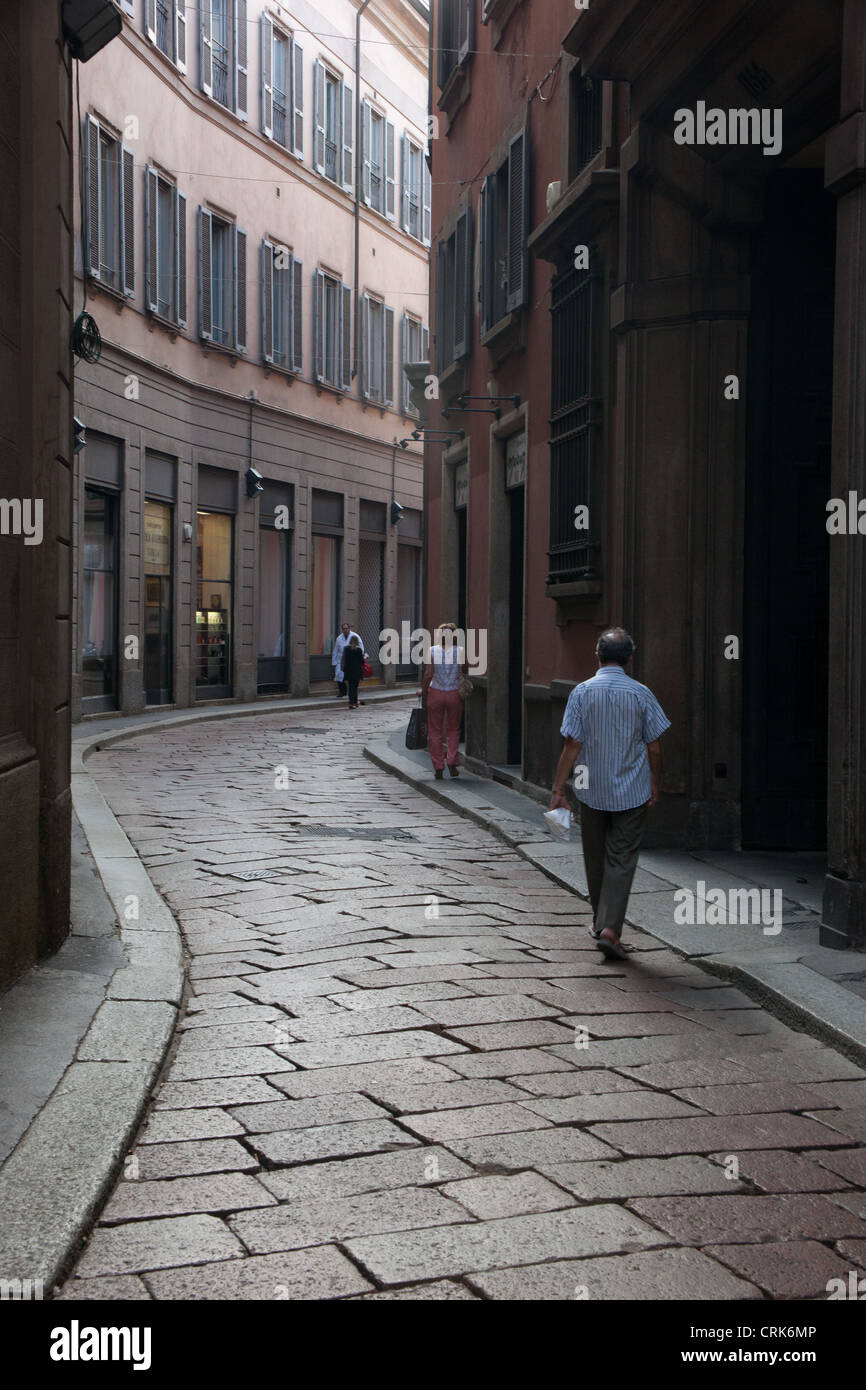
[421,622,466,778]
[342,634,365,709]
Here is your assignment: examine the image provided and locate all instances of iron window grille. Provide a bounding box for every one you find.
[145,0,187,71]
[570,67,604,181]
[261,16,303,156]
[200,0,248,120]
[547,262,602,584]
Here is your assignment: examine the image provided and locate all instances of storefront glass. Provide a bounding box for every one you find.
[196,510,232,694]
[81,488,118,706]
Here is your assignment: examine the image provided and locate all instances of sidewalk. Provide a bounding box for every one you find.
[364,726,866,1065]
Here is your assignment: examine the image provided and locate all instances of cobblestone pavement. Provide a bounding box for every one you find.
[59,705,866,1300]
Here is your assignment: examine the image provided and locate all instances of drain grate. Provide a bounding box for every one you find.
[289,824,417,842]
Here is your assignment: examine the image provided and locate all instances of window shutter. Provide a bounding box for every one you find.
[313,269,324,380]
[422,323,429,364]
[290,257,303,371]
[145,0,156,43]
[175,189,187,326]
[342,82,354,191]
[422,160,432,246]
[479,173,492,335]
[399,133,409,231]
[400,313,408,413]
[383,304,395,408]
[121,145,136,297]
[200,0,213,98]
[234,226,247,352]
[291,42,304,156]
[454,205,472,360]
[260,15,273,138]
[175,0,187,72]
[359,294,370,398]
[313,61,325,173]
[198,207,213,340]
[119,0,134,15]
[459,0,475,65]
[436,240,445,371]
[506,128,530,312]
[340,282,352,390]
[145,167,159,313]
[385,120,396,221]
[361,100,372,206]
[235,0,248,120]
[85,116,101,278]
[261,239,274,363]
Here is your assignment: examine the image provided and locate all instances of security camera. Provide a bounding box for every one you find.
[245,466,264,498]
[73,417,86,454]
[390,500,404,526]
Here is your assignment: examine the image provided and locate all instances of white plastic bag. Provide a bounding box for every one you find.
[543,807,572,841]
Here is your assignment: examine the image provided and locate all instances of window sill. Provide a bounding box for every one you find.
[437,62,471,128]
[481,308,525,363]
[264,361,299,383]
[143,36,185,79]
[314,378,348,401]
[438,358,469,404]
[482,0,526,45]
[147,310,184,340]
[87,275,131,311]
[201,338,243,364]
[546,577,604,627]
[528,163,619,266]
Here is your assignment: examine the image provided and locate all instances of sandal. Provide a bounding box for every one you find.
[594,928,628,961]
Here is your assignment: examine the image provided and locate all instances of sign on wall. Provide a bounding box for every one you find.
[506,432,526,490]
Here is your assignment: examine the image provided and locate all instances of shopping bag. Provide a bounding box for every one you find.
[405,700,428,750]
[362,660,373,679]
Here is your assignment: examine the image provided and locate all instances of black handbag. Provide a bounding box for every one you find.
[405,697,428,750]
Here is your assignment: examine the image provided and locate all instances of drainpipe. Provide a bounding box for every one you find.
[353,0,373,384]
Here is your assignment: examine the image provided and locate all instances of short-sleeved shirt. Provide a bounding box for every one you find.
[429,645,464,692]
[560,665,670,811]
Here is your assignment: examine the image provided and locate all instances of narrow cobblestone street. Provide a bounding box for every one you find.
[58,705,866,1301]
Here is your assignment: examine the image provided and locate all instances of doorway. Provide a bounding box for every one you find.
[143,499,172,705]
[742,169,834,848]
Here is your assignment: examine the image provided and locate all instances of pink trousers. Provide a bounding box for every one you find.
[427,687,462,770]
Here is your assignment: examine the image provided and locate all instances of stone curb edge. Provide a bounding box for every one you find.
[363,737,866,1071]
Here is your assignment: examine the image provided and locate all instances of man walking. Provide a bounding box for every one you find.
[549,627,670,960]
[331,621,364,698]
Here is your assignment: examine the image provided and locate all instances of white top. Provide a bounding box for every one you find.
[331,630,362,681]
[429,644,464,692]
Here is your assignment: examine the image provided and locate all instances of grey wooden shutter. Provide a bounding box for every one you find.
[313,269,324,380]
[361,100,372,205]
[436,240,445,370]
[290,257,303,371]
[454,206,472,359]
[86,116,101,278]
[479,173,492,335]
[313,61,325,172]
[506,128,530,312]
[422,160,432,245]
[400,313,408,412]
[260,15,273,138]
[342,82,354,191]
[261,239,274,363]
[291,42,304,157]
[235,0,248,119]
[121,145,136,296]
[234,226,247,351]
[459,0,474,65]
[200,0,213,98]
[340,282,352,390]
[145,166,159,312]
[360,294,370,398]
[175,189,187,326]
[400,133,409,231]
[384,304,395,407]
[176,0,187,72]
[385,120,396,221]
[145,0,156,43]
[198,207,213,339]
[422,323,429,366]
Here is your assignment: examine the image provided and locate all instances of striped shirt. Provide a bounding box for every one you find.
[560,665,670,811]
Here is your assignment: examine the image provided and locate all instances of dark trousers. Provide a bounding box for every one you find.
[336,679,347,696]
[347,679,359,705]
[580,801,648,938]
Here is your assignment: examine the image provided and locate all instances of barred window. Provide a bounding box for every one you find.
[145,0,188,71]
[548,262,602,584]
[261,17,303,156]
[569,66,604,181]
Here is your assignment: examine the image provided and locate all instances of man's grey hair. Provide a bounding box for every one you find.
[597,627,636,666]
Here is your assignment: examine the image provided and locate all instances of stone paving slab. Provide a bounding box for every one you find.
[133,1137,259,1180]
[440,1172,576,1220]
[629,1192,865,1245]
[348,1279,478,1299]
[509,1069,644,1097]
[540,1155,743,1201]
[707,1147,854,1194]
[442,1048,577,1079]
[671,1081,833,1114]
[154,1077,288,1109]
[440,1127,621,1168]
[229,1185,469,1253]
[398,1103,553,1144]
[704,1239,861,1299]
[76,1214,244,1277]
[466,1248,761,1301]
[522,1091,702,1124]
[246,1118,420,1166]
[257,1146,474,1203]
[56,1275,153,1300]
[343,1204,666,1285]
[362,1078,529,1114]
[588,1112,855,1156]
[144,1246,374,1300]
[274,1031,469,1069]
[228,1094,390,1132]
[138,1108,247,1144]
[101,1173,277,1223]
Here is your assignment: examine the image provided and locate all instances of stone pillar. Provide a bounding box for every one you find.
[821,0,866,948]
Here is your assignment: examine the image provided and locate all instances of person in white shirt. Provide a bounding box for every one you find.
[421,621,467,778]
[332,621,364,698]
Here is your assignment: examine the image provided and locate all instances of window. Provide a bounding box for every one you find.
[400,314,430,415]
[145,168,187,326]
[361,102,395,218]
[360,295,395,406]
[200,0,248,119]
[261,240,302,371]
[437,0,474,91]
[198,209,247,352]
[81,489,119,707]
[85,116,135,297]
[548,261,601,584]
[569,66,604,180]
[400,135,431,244]
[261,16,303,155]
[480,127,530,333]
[313,269,352,390]
[145,0,187,70]
[313,61,353,191]
[436,206,473,372]
[196,510,233,693]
